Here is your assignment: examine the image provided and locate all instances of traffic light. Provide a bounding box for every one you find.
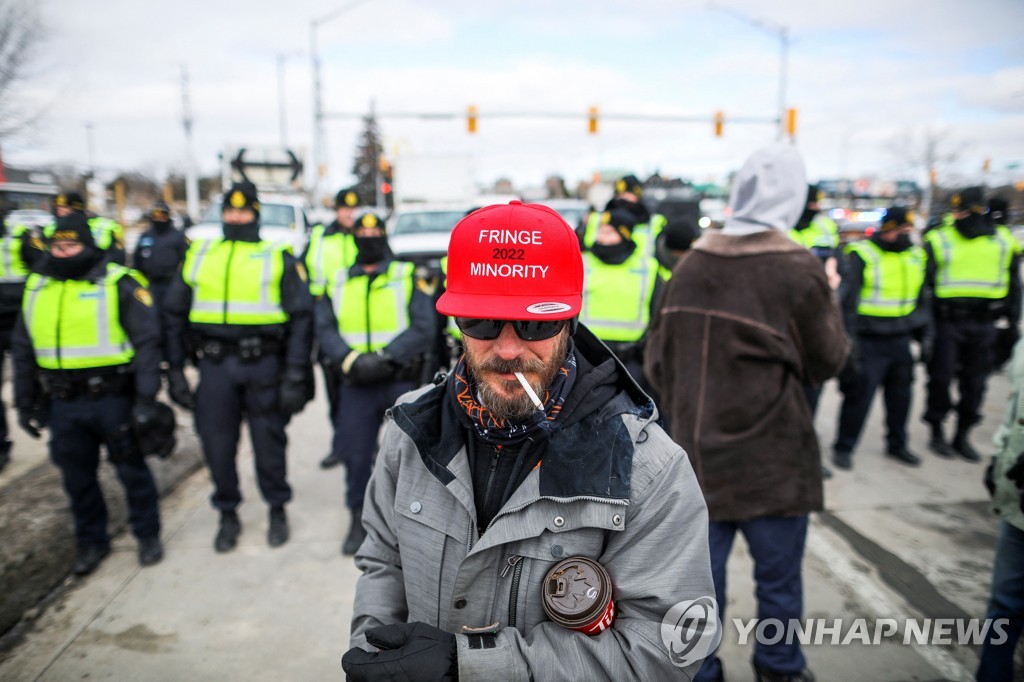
[467,105,478,134]
[379,156,391,173]
[588,106,598,135]
[982,158,991,173]
[786,108,797,138]
[713,111,724,137]
[380,182,392,195]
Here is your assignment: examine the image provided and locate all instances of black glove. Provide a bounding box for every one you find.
[984,458,996,497]
[347,352,396,386]
[838,343,863,389]
[17,404,48,439]
[342,622,458,682]
[167,367,195,410]
[133,396,161,432]
[278,367,308,416]
[918,334,935,366]
[993,325,1020,370]
[1008,454,1024,514]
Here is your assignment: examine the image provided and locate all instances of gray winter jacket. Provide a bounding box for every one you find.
[350,331,714,680]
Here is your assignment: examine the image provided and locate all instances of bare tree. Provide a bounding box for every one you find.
[0,0,44,142]
[887,128,965,220]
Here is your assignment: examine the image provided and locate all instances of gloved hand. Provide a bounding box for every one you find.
[918,334,935,366]
[132,396,161,434]
[984,457,996,497]
[17,404,48,439]
[166,367,195,410]
[1008,453,1024,514]
[345,351,396,386]
[994,325,1021,370]
[278,367,309,415]
[838,343,863,389]
[342,622,458,682]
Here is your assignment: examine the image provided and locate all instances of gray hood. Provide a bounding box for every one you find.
[721,144,807,236]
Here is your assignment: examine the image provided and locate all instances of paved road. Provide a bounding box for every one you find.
[0,365,1021,681]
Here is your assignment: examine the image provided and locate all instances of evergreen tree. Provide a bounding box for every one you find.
[351,113,393,209]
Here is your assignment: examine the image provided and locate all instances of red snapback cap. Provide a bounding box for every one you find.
[436,201,584,321]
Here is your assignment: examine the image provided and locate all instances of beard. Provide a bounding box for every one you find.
[466,332,570,421]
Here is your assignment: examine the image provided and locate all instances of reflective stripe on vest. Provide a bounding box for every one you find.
[332,261,413,352]
[926,226,1015,300]
[305,225,356,297]
[23,264,135,369]
[790,216,839,250]
[847,240,925,318]
[183,238,288,325]
[0,224,29,283]
[580,251,658,342]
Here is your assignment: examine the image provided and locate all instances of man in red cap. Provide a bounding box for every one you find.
[342,201,714,681]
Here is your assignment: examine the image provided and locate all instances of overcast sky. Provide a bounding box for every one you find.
[5,0,1024,194]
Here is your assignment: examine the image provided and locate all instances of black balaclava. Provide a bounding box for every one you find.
[44,213,102,280]
[150,201,172,232]
[221,182,261,242]
[794,185,819,231]
[353,213,389,265]
[590,208,638,265]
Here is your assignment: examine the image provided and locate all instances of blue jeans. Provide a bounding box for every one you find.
[695,515,809,681]
[977,520,1024,681]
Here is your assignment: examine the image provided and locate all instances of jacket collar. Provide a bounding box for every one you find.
[390,326,649,503]
[693,228,807,257]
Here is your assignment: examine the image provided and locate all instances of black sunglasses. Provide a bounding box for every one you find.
[455,317,577,341]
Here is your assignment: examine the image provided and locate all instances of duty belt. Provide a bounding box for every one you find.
[935,301,1005,323]
[198,336,284,362]
[41,370,134,400]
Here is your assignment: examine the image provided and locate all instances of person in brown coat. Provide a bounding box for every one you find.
[645,144,849,682]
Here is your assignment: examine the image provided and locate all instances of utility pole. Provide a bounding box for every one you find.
[277,53,289,148]
[310,0,373,207]
[708,2,791,141]
[180,66,200,222]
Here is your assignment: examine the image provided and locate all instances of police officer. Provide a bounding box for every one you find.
[132,201,189,364]
[790,184,840,259]
[315,212,436,555]
[162,182,313,552]
[47,191,126,265]
[0,211,43,470]
[833,207,928,469]
[11,213,164,574]
[302,187,360,470]
[923,186,1022,461]
[580,208,665,388]
[578,174,665,257]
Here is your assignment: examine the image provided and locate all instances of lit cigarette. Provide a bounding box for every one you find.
[514,371,544,411]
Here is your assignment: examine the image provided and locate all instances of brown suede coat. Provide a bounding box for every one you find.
[645,229,849,521]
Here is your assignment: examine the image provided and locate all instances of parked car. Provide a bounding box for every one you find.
[187,193,313,253]
[4,208,52,230]
[534,198,591,230]
[387,202,472,266]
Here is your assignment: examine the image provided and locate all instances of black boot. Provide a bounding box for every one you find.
[341,508,366,556]
[72,544,111,576]
[214,511,242,553]
[320,452,341,469]
[928,423,955,458]
[0,440,11,472]
[754,665,816,682]
[886,446,922,467]
[267,506,289,547]
[953,426,981,462]
[138,536,164,567]
[832,449,853,471]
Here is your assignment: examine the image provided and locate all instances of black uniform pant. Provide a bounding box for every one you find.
[49,394,161,549]
[195,354,292,512]
[835,334,914,454]
[923,319,996,429]
[333,380,414,511]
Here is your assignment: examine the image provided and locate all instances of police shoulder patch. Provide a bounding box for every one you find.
[134,288,154,307]
[295,262,308,282]
[416,276,438,297]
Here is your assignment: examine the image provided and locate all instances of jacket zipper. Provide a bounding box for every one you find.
[501,555,524,630]
[56,281,65,368]
[364,273,374,352]
[479,446,502,533]
[223,241,236,324]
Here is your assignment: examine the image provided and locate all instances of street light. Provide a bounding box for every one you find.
[708,2,791,141]
[310,0,374,205]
